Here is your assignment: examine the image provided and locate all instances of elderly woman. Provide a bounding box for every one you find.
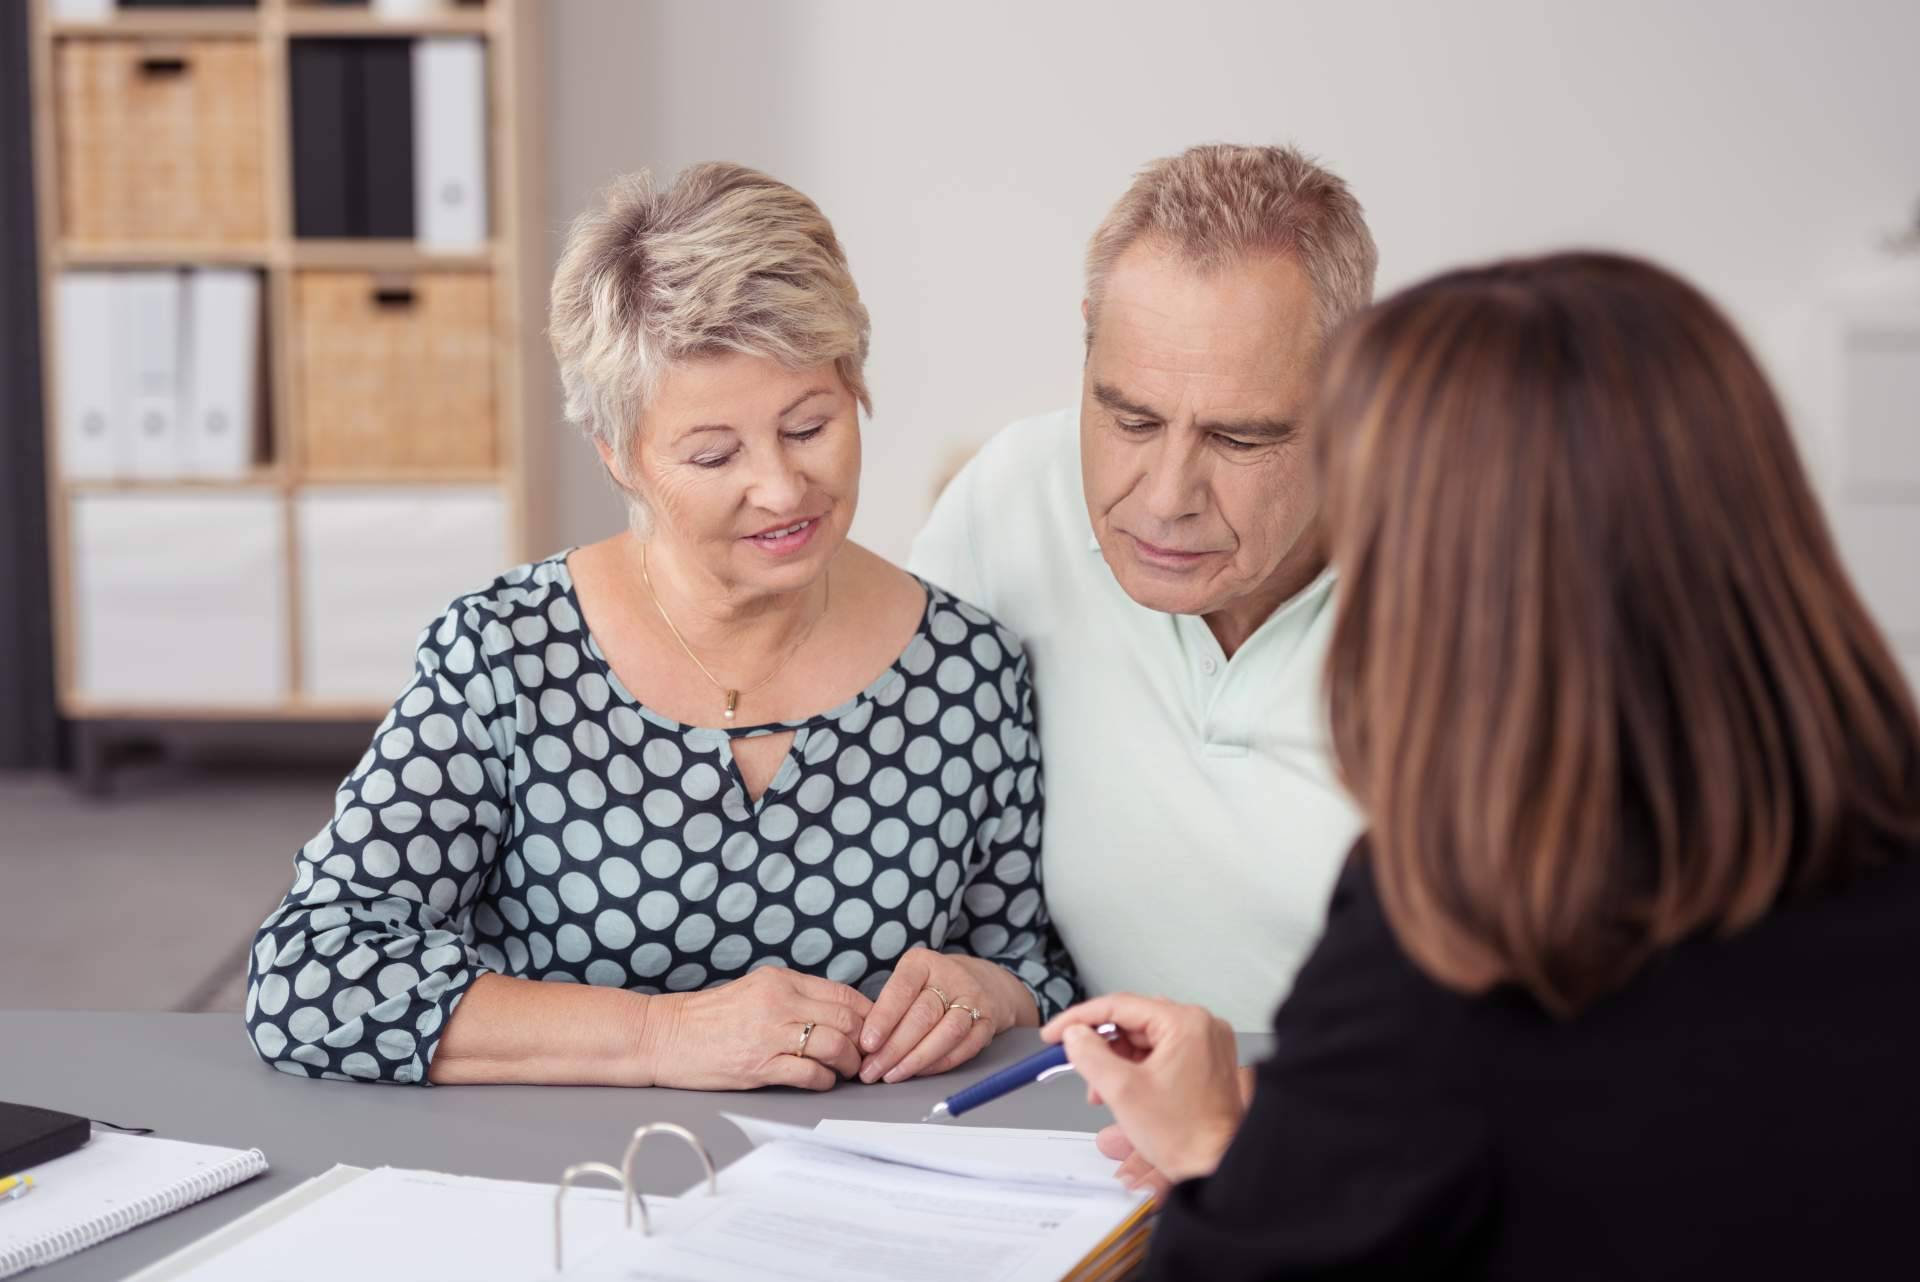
[245,163,1077,1089]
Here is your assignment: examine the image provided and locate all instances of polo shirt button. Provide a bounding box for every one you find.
[1201,657,1218,676]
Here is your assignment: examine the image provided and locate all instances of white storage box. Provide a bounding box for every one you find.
[70,490,288,706]
[294,487,509,703]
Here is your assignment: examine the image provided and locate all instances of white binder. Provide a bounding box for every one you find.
[119,271,186,480]
[413,37,488,251]
[123,1117,1150,1282]
[181,269,261,478]
[54,272,123,479]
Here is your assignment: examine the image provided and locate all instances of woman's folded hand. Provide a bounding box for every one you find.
[646,967,874,1091]
[856,948,1036,1084]
[1041,993,1246,1186]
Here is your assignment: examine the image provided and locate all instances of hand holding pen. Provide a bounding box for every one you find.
[1040,994,1247,1187]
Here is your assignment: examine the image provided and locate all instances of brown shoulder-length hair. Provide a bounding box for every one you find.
[1315,252,1920,1016]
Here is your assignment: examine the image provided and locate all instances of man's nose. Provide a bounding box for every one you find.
[1140,434,1207,522]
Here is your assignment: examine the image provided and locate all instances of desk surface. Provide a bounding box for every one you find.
[1,1011,1273,1281]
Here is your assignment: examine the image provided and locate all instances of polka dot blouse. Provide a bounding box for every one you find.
[244,553,1080,1084]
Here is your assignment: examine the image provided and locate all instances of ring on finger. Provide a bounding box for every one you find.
[926,985,952,1007]
[797,1020,817,1058]
[947,1001,984,1026]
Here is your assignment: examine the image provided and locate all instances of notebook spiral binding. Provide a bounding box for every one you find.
[0,1147,268,1276]
[552,1123,719,1271]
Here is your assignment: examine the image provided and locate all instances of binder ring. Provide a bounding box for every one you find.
[553,1161,635,1273]
[620,1122,720,1225]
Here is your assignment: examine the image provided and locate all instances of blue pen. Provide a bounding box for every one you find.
[924,1023,1122,1121]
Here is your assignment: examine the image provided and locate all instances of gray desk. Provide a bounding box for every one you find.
[2,1012,1273,1281]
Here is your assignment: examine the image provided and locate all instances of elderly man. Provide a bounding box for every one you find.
[909,143,1377,1030]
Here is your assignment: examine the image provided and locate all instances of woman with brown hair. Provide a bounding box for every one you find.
[1043,252,1920,1279]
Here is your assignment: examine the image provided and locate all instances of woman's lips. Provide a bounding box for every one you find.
[745,516,822,555]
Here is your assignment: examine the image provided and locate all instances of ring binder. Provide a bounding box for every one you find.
[552,1163,630,1274]
[552,1124,720,1271]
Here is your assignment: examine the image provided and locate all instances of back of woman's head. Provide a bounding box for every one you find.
[1315,251,1920,1015]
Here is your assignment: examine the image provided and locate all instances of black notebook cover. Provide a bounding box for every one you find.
[357,40,416,239]
[0,1102,90,1173]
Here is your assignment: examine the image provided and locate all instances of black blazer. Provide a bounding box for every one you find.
[1143,843,1920,1281]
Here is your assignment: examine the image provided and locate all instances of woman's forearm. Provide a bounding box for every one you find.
[426,973,666,1085]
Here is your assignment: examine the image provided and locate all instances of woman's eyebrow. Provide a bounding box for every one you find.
[681,387,834,438]
[776,387,834,417]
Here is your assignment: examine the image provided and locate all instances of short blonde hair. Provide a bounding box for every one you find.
[1085,143,1377,343]
[548,163,872,466]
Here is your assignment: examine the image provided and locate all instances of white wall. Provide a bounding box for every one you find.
[539,0,1920,562]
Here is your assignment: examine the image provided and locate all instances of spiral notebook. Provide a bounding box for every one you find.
[0,1131,268,1279]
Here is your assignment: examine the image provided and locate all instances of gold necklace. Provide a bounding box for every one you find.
[640,542,830,722]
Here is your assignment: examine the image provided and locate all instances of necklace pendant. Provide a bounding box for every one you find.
[724,689,739,721]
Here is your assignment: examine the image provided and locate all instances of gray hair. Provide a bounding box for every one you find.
[548,163,872,473]
[1085,143,1378,344]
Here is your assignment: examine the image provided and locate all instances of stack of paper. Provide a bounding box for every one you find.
[562,1115,1154,1282]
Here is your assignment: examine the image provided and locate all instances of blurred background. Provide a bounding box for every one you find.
[2,0,1916,1014]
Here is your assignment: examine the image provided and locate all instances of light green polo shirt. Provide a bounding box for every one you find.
[908,408,1362,1030]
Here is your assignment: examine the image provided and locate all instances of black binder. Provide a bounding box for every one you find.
[290,40,354,238]
[291,39,416,239]
[358,40,416,239]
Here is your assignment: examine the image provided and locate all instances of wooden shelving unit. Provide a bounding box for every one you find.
[28,0,547,736]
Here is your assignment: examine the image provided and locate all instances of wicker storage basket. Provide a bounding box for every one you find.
[293,270,497,472]
[57,39,267,245]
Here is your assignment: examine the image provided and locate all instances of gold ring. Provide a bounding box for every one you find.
[948,1002,983,1026]
[797,1021,816,1058]
[927,985,952,1007]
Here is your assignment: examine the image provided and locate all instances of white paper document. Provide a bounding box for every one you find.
[559,1116,1146,1282]
[811,1120,1127,1187]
